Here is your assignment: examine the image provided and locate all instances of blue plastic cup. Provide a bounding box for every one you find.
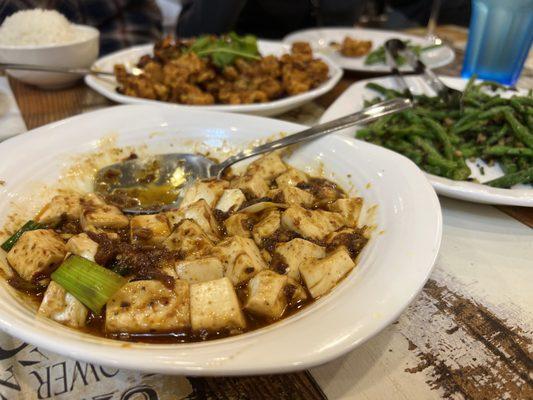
[462,0,533,85]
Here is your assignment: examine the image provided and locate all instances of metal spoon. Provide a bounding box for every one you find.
[95,98,412,214]
[0,62,116,77]
[385,39,462,105]
[383,39,414,100]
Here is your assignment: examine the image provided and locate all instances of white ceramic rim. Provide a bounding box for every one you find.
[319,75,533,206]
[85,40,343,114]
[0,25,100,50]
[0,105,442,375]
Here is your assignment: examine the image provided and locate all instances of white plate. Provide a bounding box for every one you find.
[85,40,343,117]
[284,27,455,72]
[0,105,441,375]
[320,76,533,206]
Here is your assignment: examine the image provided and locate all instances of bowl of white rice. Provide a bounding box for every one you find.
[0,9,99,89]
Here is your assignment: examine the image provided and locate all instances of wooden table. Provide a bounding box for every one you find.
[3,29,533,400]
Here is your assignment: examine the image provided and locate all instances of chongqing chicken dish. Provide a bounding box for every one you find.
[1,153,368,343]
[114,35,330,105]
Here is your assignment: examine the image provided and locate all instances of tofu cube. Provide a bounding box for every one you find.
[80,194,129,231]
[245,153,287,181]
[252,210,281,246]
[37,193,83,226]
[38,281,88,328]
[181,179,229,209]
[223,213,252,238]
[190,277,246,331]
[174,257,224,283]
[215,189,246,213]
[130,214,171,245]
[300,247,355,298]
[245,270,288,319]
[275,186,315,207]
[328,198,363,228]
[231,174,269,199]
[213,236,267,285]
[66,233,98,262]
[273,238,325,279]
[7,230,66,281]
[275,168,308,188]
[164,220,214,258]
[106,280,190,333]
[166,199,219,241]
[281,205,345,241]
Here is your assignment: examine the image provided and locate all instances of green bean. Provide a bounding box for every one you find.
[485,166,533,188]
[477,106,514,120]
[509,98,526,114]
[411,137,456,170]
[355,128,373,140]
[504,110,533,148]
[426,154,457,169]
[486,125,509,146]
[422,117,454,159]
[485,146,533,157]
[501,157,518,174]
[388,126,432,138]
[513,96,533,107]
[482,97,511,109]
[403,110,423,125]
[365,83,403,99]
[424,165,444,176]
[517,157,530,171]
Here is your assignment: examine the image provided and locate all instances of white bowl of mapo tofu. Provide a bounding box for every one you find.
[0,105,442,374]
[3,152,367,342]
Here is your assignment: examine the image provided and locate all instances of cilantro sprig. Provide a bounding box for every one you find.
[188,32,261,68]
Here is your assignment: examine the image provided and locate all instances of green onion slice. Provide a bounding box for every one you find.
[1,220,43,252]
[51,255,127,314]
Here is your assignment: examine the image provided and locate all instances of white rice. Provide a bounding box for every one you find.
[0,9,92,46]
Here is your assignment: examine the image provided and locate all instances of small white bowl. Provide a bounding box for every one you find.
[0,25,99,89]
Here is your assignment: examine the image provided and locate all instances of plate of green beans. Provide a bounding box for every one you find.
[320,76,533,206]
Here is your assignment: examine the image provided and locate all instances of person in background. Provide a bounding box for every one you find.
[390,0,471,28]
[177,0,366,39]
[0,0,162,54]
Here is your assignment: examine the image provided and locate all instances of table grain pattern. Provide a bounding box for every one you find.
[5,27,533,400]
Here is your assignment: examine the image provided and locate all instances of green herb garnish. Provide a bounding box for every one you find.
[188,32,261,68]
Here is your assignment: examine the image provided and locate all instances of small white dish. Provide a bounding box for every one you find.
[283,27,455,72]
[0,25,99,89]
[85,40,343,116]
[320,76,533,206]
[0,105,441,375]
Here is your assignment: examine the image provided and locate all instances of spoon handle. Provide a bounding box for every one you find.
[213,98,411,177]
[0,63,114,76]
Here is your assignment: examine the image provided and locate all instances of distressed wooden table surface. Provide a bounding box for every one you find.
[3,27,533,400]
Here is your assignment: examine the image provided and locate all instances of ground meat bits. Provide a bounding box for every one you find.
[114,38,330,105]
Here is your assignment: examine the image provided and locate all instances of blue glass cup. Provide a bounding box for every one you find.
[462,0,533,85]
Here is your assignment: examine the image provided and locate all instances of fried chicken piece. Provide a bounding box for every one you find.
[291,41,313,62]
[258,77,282,99]
[172,83,215,105]
[307,60,329,86]
[340,37,372,57]
[259,55,281,78]
[282,66,311,95]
